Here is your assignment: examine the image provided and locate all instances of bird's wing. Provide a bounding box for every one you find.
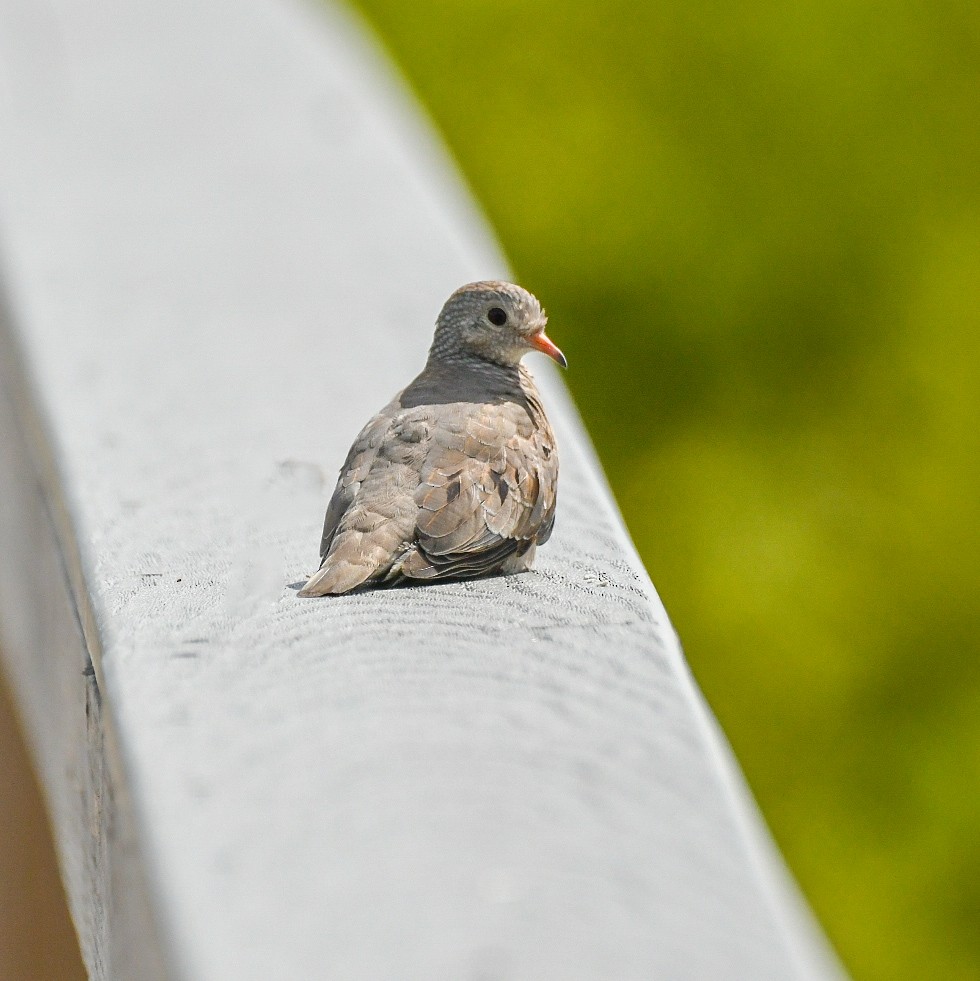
[407,402,558,580]
[317,405,395,562]
[301,405,429,596]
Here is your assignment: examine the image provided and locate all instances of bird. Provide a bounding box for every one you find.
[298,281,565,596]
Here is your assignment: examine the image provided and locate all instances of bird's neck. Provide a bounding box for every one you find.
[400,353,526,408]
[429,350,520,383]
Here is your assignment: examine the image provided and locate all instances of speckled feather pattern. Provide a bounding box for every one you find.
[300,283,561,596]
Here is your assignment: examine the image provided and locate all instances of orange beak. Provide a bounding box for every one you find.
[529,329,567,368]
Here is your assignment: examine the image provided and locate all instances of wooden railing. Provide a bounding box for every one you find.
[0,0,845,977]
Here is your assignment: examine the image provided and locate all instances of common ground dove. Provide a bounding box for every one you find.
[298,281,565,596]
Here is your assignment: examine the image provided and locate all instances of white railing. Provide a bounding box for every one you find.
[0,0,845,977]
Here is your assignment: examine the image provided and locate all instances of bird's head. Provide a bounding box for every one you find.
[429,281,567,369]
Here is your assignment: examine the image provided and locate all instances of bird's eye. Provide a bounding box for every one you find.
[487,307,508,327]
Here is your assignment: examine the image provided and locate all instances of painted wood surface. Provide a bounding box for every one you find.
[0,0,844,977]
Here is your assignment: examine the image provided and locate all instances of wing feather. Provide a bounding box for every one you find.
[317,407,393,561]
[410,402,557,580]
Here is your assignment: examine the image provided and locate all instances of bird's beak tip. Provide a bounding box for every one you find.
[530,330,567,369]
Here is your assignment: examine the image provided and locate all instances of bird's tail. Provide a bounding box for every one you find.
[297,556,374,596]
[298,508,418,597]
[297,525,399,595]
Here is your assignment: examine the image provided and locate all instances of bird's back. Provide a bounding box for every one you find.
[300,362,557,596]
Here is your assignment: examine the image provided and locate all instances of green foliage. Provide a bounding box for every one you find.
[343,0,980,976]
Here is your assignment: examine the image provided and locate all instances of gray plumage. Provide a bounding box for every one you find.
[299,281,565,597]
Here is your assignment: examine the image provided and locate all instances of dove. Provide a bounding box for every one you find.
[298,281,565,596]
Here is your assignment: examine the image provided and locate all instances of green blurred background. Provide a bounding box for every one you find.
[344,1,979,978]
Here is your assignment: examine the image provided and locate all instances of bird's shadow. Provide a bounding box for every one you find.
[287,569,521,597]
[286,576,426,597]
